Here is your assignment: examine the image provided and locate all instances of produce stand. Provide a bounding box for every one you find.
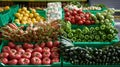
[0,0,120,67]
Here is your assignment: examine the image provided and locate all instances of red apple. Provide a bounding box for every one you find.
[0,52,9,58]
[22,52,31,59]
[17,49,25,55]
[9,53,21,59]
[51,52,59,58]
[51,47,59,52]
[8,42,16,48]
[26,48,33,53]
[15,45,22,51]
[0,58,8,64]
[34,44,39,48]
[53,41,60,47]
[9,49,17,55]
[46,41,53,48]
[43,47,50,52]
[2,46,11,53]
[42,57,51,65]
[33,47,42,53]
[31,57,41,65]
[43,51,51,58]
[52,58,59,63]
[8,59,18,65]
[23,43,33,49]
[32,52,42,59]
[39,42,45,48]
[18,58,30,65]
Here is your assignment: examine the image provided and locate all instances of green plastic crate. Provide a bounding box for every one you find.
[0,5,19,27]
[62,38,120,67]
[62,8,115,26]
[0,40,61,67]
[0,10,11,27]
[10,5,19,22]
[83,8,107,14]
[36,9,46,19]
[62,8,107,20]
[63,62,120,67]
[71,21,115,29]
[71,23,119,47]
[73,36,119,48]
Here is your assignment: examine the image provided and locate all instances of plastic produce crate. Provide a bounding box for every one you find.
[71,23,119,47]
[62,8,115,26]
[62,8,107,19]
[12,6,46,26]
[73,36,119,48]
[0,40,61,67]
[83,8,107,14]
[63,62,120,67]
[62,40,120,67]
[36,9,46,19]
[71,21,115,29]
[0,10,11,27]
[10,5,20,22]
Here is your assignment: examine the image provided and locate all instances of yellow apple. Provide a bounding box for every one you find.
[14,19,20,23]
[34,13,39,17]
[4,6,10,10]
[22,16,28,21]
[36,16,41,21]
[18,8,22,13]
[22,7,27,11]
[31,9,36,13]
[29,13,34,18]
[24,13,29,17]
[15,13,21,18]
[0,8,4,12]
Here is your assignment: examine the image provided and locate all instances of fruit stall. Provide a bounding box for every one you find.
[0,0,120,67]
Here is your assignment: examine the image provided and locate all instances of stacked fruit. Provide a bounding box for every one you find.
[91,9,115,24]
[14,7,45,24]
[1,20,61,42]
[0,41,60,65]
[60,38,120,65]
[60,20,118,42]
[0,6,10,12]
[64,8,95,25]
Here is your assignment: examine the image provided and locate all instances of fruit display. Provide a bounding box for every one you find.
[64,8,115,25]
[1,20,61,42]
[0,6,10,12]
[0,41,60,65]
[60,37,120,65]
[91,9,115,24]
[64,8,95,25]
[14,7,45,25]
[0,2,120,67]
[60,20,118,42]
[47,2,62,22]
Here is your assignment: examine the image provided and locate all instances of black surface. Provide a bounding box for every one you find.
[89,0,120,9]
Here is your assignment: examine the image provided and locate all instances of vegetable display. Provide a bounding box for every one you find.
[64,8,95,25]
[91,9,115,24]
[60,37,120,65]
[0,2,119,66]
[1,20,61,43]
[60,20,118,42]
[0,6,10,12]
[0,41,60,65]
[14,7,45,25]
